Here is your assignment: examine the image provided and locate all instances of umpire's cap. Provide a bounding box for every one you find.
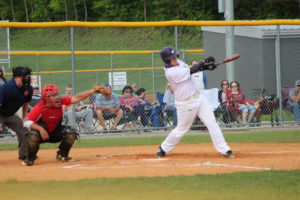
[12,66,31,77]
[160,46,179,64]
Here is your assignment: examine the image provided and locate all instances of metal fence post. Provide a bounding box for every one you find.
[70,27,76,128]
[275,25,283,128]
[35,55,40,88]
[151,51,155,99]
[110,54,114,90]
[175,26,178,52]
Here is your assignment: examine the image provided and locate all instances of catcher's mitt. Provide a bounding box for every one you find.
[93,82,104,93]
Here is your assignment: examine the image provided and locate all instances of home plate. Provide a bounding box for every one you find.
[141,158,169,162]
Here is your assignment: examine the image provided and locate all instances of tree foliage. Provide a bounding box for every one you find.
[0,0,299,22]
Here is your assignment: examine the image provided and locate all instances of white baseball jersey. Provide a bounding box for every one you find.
[164,59,198,101]
[191,71,205,90]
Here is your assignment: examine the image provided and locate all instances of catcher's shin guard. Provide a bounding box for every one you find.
[26,130,41,162]
[57,126,78,159]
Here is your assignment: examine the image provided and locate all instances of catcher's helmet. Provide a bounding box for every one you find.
[160,46,179,64]
[42,84,61,107]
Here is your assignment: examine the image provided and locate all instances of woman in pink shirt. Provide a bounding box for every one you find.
[227,81,256,124]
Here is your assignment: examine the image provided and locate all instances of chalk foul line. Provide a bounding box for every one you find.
[59,161,274,171]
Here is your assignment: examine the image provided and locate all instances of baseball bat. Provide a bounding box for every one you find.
[216,54,240,66]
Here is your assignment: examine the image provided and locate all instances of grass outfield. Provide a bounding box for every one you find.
[1,170,300,200]
[0,129,300,200]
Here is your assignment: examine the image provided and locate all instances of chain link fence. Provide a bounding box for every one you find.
[1,21,300,134]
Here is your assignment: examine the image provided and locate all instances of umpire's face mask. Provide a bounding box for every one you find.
[22,67,32,89]
[22,74,31,89]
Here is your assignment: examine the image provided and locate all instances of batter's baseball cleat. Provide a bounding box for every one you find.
[156,146,166,158]
[222,150,235,158]
[56,152,73,162]
[21,159,34,166]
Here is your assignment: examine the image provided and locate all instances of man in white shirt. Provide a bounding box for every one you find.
[156,46,235,158]
[163,84,177,126]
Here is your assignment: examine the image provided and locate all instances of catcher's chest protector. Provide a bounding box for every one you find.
[40,101,63,134]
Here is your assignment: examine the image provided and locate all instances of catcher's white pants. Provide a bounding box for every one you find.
[161,93,231,155]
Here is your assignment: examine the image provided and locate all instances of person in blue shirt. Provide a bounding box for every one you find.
[0,66,33,161]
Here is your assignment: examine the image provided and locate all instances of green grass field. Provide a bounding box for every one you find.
[0,129,300,200]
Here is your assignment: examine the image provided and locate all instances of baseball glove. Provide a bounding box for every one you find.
[93,82,104,93]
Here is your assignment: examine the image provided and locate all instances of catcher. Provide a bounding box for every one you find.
[22,83,106,166]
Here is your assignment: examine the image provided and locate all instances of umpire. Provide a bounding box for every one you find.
[0,66,33,161]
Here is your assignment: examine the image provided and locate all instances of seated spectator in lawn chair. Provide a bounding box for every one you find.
[0,67,8,135]
[226,81,257,125]
[129,82,138,96]
[216,80,235,124]
[94,84,123,132]
[29,85,42,111]
[63,84,93,131]
[288,80,300,122]
[162,83,177,127]
[119,85,150,131]
[136,88,158,115]
[22,83,105,166]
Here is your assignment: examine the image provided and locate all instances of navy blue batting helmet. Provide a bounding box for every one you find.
[160,46,178,64]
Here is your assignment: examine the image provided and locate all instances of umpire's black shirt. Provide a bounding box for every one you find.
[0,78,33,116]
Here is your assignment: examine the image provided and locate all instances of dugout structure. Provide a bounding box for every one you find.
[202,25,300,100]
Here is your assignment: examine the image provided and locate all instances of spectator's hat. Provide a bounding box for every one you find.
[105,84,112,89]
[295,80,300,86]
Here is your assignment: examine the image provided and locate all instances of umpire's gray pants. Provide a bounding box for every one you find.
[64,109,93,129]
[0,114,29,160]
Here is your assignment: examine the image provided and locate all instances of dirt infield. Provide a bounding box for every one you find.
[1,142,300,182]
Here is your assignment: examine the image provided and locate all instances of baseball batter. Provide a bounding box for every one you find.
[156,46,235,158]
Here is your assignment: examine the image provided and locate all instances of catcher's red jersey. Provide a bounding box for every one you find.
[27,96,72,134]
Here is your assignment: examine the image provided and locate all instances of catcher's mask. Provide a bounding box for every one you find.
[42,84,61,108]
[160,46,179,65]
[12,66,32,89]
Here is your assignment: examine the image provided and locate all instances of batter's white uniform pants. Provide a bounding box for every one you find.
[161,92,231,155]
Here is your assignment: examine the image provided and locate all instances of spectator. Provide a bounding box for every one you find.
[94,84,123,131]
[63,85,93,131]
[119,85,150,131]
[288,80,300,122]
[129,82,137,96]
[136,87,158,126]
[163,84,177,126]
[136,88,157,109]
[227,81,256,124]
[217,80,235,124]
[0,67,6,87]
[189,60,207,90]
[0,67,7,135]
[29,85,42,109]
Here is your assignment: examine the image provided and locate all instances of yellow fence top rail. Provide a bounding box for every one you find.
[4,67,164,75]
[0,49,204,56]
[0,20,300,28]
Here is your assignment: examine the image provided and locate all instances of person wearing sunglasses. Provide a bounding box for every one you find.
[217,80,235,124]
[288,80,300,122]
[119,85,150,131]
[227,81,256,125]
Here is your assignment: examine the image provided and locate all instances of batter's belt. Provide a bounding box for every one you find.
[176,92,200,103]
